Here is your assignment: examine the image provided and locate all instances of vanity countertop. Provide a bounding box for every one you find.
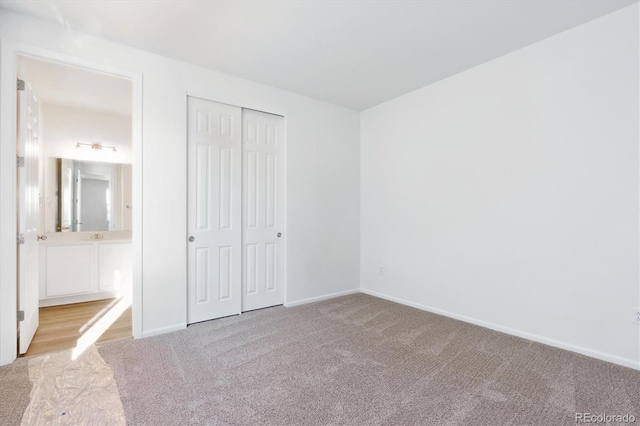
[40,231,132,243]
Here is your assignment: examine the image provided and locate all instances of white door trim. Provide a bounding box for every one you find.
[0,40,144,366]
[184,94,288,321]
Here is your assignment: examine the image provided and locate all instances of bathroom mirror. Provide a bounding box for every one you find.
[47,158,132,233]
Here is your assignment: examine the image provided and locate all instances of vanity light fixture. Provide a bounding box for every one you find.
[75,142,117,153]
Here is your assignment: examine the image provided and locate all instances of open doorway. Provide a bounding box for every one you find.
[16,56,134,358]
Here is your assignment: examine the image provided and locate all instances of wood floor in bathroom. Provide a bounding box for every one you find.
[23,298,132,357]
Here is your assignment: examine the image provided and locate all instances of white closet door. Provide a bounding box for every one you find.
[242,109,284,312]
[187,97,242,324]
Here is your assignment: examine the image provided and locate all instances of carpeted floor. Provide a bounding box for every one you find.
[0,356,31,426]
[2,293,640,425]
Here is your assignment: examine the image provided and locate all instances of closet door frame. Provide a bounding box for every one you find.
[185,94,288,320]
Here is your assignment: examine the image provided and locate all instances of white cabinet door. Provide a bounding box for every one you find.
[43,245,93,297]
[17,80,40,354]
[187,97,242,324]
[99,243,132,292]
[242,109,284,312]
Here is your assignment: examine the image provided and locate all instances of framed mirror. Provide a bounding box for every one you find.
[52,158,131,232]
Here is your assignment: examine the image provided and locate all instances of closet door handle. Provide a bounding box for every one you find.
[188,236,195,242]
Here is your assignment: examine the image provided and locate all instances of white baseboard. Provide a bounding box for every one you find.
[143,289,358,338]
[284,288,360,308]
[141,323,185,338]
[39,291,119,307]
[360,288,640,371]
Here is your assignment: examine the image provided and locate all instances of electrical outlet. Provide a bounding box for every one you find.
[634,308,640,325]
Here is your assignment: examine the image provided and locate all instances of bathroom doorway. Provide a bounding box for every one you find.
[16,56,135,358]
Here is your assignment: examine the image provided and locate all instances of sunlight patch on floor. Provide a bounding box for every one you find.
[78,297,120,334]
[72,293,131,361]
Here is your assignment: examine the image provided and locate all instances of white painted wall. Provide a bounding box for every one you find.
[0,10,360,340]
[361,5,640,368]
[41,103,132,163]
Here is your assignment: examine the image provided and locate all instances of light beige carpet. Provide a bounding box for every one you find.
[95,293,639,425]
[0,356,31,426]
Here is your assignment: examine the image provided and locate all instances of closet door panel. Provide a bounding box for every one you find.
[242,109,284,312]
[187,97,242,324]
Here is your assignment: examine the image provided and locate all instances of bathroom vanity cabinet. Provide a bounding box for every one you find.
[38,232,132,307]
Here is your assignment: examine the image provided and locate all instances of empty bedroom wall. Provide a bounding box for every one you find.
[360,4,640,368]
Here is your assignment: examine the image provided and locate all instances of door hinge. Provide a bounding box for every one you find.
[17,79,25,91]
[17,233,24,245]
[17,310,24,322]
[17,156,25,168]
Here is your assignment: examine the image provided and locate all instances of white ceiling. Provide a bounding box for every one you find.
[18,56,132,116]
[1,0,636,111]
